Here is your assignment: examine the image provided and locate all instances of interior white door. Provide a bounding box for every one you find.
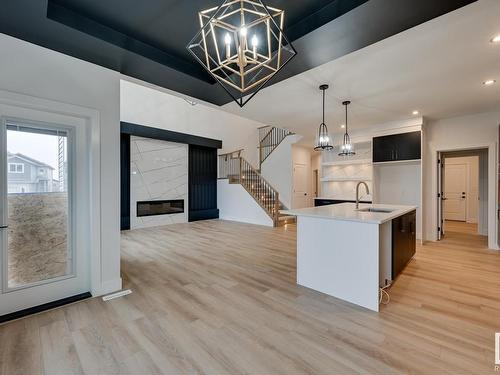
[0,105,90,317]
[444,163,467,221]
[293,163,309,208]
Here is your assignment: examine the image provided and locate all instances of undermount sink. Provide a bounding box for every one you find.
[357,207,394,213]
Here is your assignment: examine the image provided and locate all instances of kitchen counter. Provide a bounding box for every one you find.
[281,203,417,224]
[281,203,417,312]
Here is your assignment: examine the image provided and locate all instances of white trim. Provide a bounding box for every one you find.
[372,159,421,166]
[219,215,274,227]
[96,278,123,296]
[0,89,110,314]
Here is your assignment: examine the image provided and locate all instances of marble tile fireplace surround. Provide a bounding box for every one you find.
[130,136,188,229]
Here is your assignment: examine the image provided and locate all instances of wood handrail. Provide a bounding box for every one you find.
[259,127,293,168]
[218,153,281,225]
[219,149,243,158]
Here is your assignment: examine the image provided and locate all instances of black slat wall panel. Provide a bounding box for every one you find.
[189,145,219,221]
[120,133,131,230]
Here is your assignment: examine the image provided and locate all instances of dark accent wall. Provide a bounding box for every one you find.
[188,145,219,222]
[120,133,131,230]
[120,122,221,230]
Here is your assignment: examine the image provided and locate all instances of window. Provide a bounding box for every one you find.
[8,163,24,173]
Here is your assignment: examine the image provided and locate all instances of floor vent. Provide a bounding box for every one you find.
[102,289,132,301]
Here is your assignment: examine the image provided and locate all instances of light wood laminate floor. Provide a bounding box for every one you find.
[0,219,498,374]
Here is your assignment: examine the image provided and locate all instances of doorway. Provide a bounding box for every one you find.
[437,149,487,240]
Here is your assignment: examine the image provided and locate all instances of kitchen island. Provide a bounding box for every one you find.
[281,203,417,312]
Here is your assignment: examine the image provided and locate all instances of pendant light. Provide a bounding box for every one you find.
[314,85,333,151]
[338,100,355,156]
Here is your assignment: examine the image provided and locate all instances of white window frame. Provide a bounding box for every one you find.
[8,163,24,173]
[0,89,108,317]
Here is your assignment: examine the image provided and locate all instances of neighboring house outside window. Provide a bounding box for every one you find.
[8,163,24,173]
[7,153,57,194]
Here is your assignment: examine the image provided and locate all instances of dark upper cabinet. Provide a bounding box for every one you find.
[372,131,421,163]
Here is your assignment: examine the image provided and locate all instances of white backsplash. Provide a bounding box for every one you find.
[130,136,188,229]
[320,141,373,200]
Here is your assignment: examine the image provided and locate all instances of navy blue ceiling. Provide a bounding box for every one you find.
[0,0,476,106]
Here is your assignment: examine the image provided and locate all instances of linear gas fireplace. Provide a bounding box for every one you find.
[136,199,184,217]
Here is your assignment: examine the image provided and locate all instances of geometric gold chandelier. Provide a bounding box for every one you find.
[187,0,297,107]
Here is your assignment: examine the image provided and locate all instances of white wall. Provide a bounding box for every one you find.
[424,110,499,248]
[0,34,121,295]
[217,180,273,226]
[121,79,266,167]
[373,162,422,239]
[260,134,302,209]
[130,137,188,229]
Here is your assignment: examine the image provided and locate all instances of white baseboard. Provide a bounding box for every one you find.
[219,215,273,227]
[92,278,122,297]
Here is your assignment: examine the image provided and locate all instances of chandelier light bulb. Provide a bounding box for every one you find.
[224,33,231,59]
[251,35,258,59]
[240,27,247,36]
[252,35,258,47]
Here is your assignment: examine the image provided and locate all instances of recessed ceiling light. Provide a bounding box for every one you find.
[483,79,496,86]
[340,124,345,129]
[412,110,419,115]
[491,35,500,43]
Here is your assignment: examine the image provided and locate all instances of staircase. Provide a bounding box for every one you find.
[218,150,293,227]
[258,126,293,170]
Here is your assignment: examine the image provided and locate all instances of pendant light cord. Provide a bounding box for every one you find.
[344,102,348,135]
[322,89,326,125]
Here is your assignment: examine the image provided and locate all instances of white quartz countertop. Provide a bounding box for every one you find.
[314,196,372,201]
[280,203,417,224]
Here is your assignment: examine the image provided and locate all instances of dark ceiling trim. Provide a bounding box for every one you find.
[0,0,477,107]
[215,0,477,106]
[120,122,223,149]
[286,0,368,41]
[47,0,215,84]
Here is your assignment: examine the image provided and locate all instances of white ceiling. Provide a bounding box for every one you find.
[222,0,500,145]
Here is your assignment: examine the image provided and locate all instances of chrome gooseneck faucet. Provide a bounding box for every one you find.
[355,181,370,209]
